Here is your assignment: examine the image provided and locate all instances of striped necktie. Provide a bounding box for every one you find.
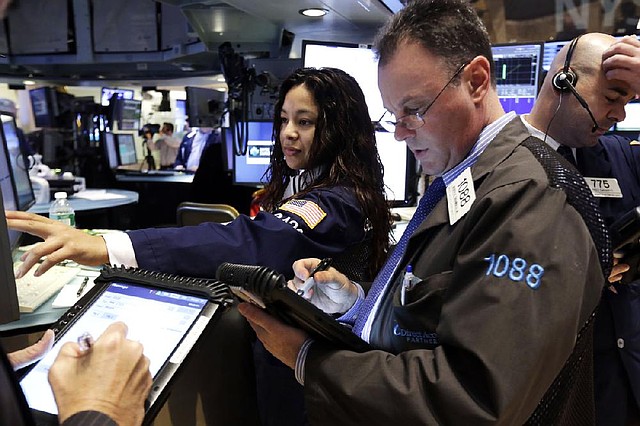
[353,177,446,337]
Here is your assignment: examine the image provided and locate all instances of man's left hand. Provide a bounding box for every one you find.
[602,35,640,96]
[237,303,309,369]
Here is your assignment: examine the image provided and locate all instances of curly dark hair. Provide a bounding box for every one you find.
[261,67,392,276]
[374,0,495,87]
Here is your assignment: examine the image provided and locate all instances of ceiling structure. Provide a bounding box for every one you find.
[0,0,635,88]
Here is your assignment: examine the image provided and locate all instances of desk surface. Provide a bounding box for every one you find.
[28,189,139,214]
[115,173,194,184]
[0,273,94,335]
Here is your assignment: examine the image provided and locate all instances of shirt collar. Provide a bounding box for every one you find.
[441,111,517,186]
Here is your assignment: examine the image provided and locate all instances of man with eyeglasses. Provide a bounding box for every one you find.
[240,0,608,424]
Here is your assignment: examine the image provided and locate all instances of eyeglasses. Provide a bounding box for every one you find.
[379,62,468,133]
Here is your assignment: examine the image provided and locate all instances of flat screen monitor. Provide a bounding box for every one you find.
[375,131,415,206]
[0,128,21,251]
[233,122,273,185]
[117,99,141,131]
[491,43,543,115]
[616,101,640,131]
[0,114,34,211]
[185,87,225,128]
[101,87,134,106]
[116,133,137,165]
[28,87,57,128]
[103,132,119,169]
[542,40,570,71]
[302,40,384,121]
[0,192,20,324]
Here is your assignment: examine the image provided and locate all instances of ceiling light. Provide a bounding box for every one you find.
[299,8,328,17]
[22,80,36,85]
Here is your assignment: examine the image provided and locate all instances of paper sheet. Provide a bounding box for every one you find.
[51,272,100,308]
[73,190,127,201]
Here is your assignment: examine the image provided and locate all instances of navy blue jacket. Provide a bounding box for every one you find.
[578,134,640,425]
[173,130,220,168]
[127,186,370,280]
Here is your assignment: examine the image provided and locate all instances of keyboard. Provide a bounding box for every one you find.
[14,262,81,313]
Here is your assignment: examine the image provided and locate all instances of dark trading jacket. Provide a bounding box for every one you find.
[304,118,606,425]
[127,186,370,281]
[579,134,640,424]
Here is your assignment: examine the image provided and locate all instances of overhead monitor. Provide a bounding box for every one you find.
[103,132,119,169]
[233,122,273,186]
[185,87,225,128]
[28,87,57,128]
[116,133,138,165]
[302,40,384,121]
[542,40,570,72]
[0,114,34,211]
[116,99,142,131]
[375,131,416,206]
[491,43,543,115]
[616,101,640,132]
[101,87,134,106]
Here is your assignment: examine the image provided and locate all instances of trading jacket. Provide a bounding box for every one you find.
[127,185,371,281]
[579,134,640,425]
[304,118,607,426]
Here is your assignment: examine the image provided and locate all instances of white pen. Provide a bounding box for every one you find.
[296,258,332,297]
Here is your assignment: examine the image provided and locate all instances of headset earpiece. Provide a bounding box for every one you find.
[552,69,578,92]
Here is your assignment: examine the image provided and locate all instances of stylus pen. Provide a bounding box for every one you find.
[77,332,94,352]
[296,258,332,297]
[76,276,89,298]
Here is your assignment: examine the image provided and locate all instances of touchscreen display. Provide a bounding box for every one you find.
[19,282,208,415]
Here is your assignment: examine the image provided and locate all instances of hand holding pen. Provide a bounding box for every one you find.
[290,258,359,314]
[296,258,332,297]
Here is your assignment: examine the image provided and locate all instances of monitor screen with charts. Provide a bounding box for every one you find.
[116,133,137,165]
[491,43,543,115]
[101,87,134,106]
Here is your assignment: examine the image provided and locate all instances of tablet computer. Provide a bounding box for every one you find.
[19,266,232,425]
[216,262,371,353]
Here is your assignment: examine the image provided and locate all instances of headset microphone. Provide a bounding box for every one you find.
[551,36,600,134]
[557,74,600,133]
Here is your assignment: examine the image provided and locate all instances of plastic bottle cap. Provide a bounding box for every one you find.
[54,192,67,199]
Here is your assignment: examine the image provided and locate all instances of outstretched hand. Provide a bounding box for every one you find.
[6,210,109,278]
[288,258,359,315]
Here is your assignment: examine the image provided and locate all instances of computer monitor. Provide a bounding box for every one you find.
[302,40,384,121]
[101,87,134,106]
[29,87,57,128]
[542,40,571,72]
[0,192,20,324]
[116,133,138,165]
[0,114,35,211]
[185,87,225,128]
[233,122,273,186]
[103,132,119,169]
[0,126,22,251]
[375,131,416,206]
[491,43,543,115]
[116,99,142,131]
[616,101,640,131]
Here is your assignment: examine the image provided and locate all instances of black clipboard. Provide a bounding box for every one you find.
[216,262,371,353]
[18,265,233,426]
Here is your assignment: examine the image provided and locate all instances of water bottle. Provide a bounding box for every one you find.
[49,192,75,227]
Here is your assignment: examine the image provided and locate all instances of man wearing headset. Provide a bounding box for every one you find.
[524,33,640,425]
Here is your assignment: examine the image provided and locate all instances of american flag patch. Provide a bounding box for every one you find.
[280,199,327,229]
